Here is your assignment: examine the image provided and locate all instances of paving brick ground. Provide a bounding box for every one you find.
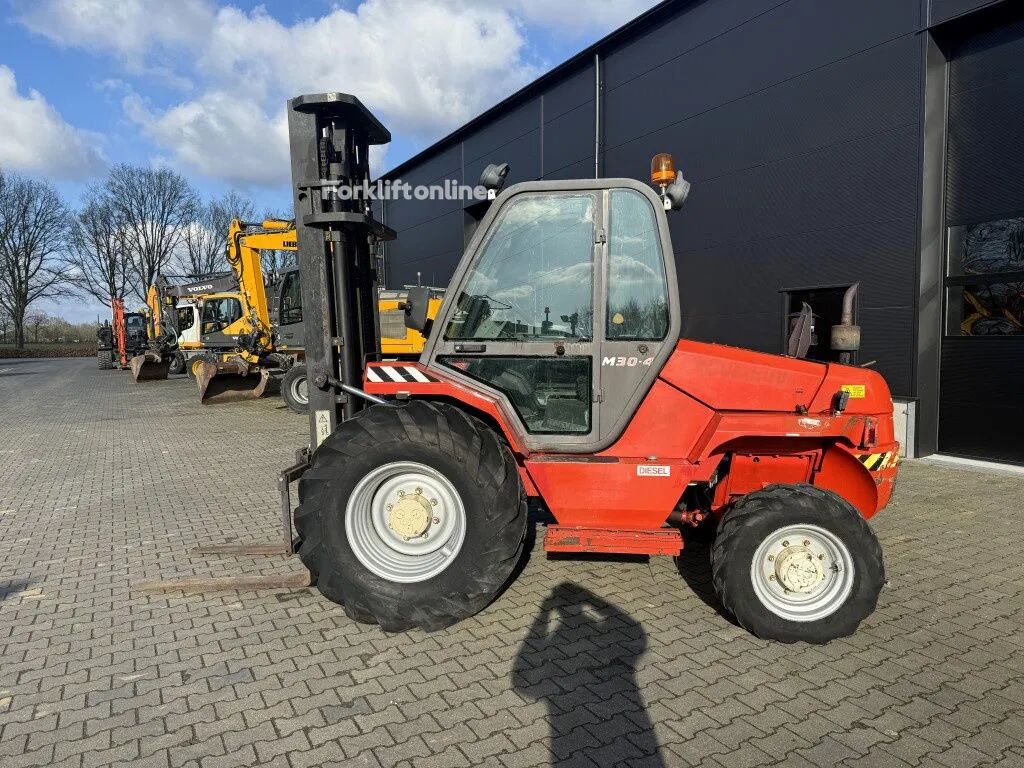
[1,357,1022,767]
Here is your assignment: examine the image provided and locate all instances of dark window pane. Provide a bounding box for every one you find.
[280,271,302,325]
[947,282,1024,335]
[440,356,591,434]
[948,216,1024,276]
[446,194,595,341]
[177,306,195,332]
[607,189,669,340]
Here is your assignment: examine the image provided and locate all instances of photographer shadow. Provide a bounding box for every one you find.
[512,581,664,766]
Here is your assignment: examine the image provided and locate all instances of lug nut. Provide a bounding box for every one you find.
[415,487,423,495]
[803,540,811,547]
[819,554,825,560]
[767,555,775,562]
[432,517,440,525]
[769,575,776,581]
[398,490,405,497]
[386,504,393,511]
[783,541,790,547]
[430,499,437,506]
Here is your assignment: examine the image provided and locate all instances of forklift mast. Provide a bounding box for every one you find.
[286,93,395,448]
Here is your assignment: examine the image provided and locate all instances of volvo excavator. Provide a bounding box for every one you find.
[129,273,242,381]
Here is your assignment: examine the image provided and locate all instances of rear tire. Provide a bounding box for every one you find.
[168,352,185,376]
[295,400,526,631]
[97,350,113,370]
[281,364,308,414]
[187,353,216,380]
[711,484,884,644]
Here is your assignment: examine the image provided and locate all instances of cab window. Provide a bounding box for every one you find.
[606,189,669,340]
[202,298,242,331]
[445,193,595,341]
[280,271,302,325]
[177,306,195,332]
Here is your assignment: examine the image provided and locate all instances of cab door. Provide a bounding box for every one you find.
[426,188,603,452]
[423,180,679,454]
[594,186,680,443]
[176,303,200,348]
[200,295,244,348]
[276,268,304,352]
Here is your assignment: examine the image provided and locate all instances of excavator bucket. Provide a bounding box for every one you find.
[196,359,270,404]
[129,351,171,382]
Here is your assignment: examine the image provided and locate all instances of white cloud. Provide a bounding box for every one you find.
[14,0,659,187]
[124,89,288,186]
[16,0,213,60]
[120,0,540,186]
[0,66,105,179]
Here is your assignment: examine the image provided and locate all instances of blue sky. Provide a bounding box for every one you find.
[0,0,658,322]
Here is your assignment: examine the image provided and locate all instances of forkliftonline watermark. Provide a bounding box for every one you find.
[325,179,491,202]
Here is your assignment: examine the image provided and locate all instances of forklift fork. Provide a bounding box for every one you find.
[133,451,311,593]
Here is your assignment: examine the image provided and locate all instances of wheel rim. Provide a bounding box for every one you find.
[290,374,308,405]
[346,461,466,583]
[750,524,855,622]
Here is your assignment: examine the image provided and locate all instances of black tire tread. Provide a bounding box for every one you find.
[295,400,526,632]
[711,484,884,644]
[97,350,113,370]
[280,365,308,414]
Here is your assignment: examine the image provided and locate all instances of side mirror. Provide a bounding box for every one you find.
[402,286,432,335]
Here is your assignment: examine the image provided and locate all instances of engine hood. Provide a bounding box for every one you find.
[660,340,891,414]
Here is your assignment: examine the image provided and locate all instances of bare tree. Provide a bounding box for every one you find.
[0,173,73,348]
[105,164,197,300]
[0,307,11,344]
[25,312,49,343]
[179,190,256,277]
[67,187,136,307]
[257,208,297,275]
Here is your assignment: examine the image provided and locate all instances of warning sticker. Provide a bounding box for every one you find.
[840,384,866,399]
[315,410,332,447]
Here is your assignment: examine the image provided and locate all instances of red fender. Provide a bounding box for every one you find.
[813,445,881,519]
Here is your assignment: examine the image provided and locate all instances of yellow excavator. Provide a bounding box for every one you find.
[189,219,300,403]
[192,219,445,406]
[130,273,243,381]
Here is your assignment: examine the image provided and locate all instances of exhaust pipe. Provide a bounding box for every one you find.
[129,351,171,382]
[830,283,861,365]
[196,357,271,404]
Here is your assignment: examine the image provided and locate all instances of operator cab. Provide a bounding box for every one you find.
[408,161,688,454]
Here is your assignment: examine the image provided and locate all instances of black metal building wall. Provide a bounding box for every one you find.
[382,0,927,398]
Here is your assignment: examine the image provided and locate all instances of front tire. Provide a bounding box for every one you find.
[295,400,526,631]
[280,364,308,414]
[711,484,884,644]
[97,349,113,370]
[168,352,185,375]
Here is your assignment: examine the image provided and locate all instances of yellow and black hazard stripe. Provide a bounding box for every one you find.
[858,451,898,471]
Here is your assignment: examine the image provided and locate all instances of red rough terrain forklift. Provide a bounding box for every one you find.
[283,93,899,644]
